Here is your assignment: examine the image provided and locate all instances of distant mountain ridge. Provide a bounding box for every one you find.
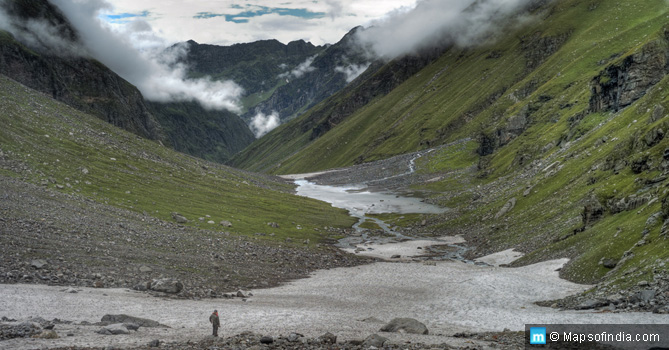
[177,27,371,127]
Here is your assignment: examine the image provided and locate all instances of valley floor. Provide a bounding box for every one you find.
[1,239,666,350]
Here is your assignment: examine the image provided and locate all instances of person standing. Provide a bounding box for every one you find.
[209,310,220,337]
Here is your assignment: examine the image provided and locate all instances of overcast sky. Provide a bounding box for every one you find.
[103,0,419,47]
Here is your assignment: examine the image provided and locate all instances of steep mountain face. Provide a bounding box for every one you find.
[0,0,164,141]
[232,0,669,296]
[147,101,255,163]
[178,27,371,126]
[0,0,256,163]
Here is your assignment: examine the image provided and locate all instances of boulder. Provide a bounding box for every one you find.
[651,104,666,123]
[31,259,48,269]
[101,314,163,328]
[33,330,59,339]
[636,289,656,303]
[124,323,140,331]
[602,258,618,269]
[97,323,129,335]
[362,334,388,348]
[576,299,606,310]
[319,332,337,344]
[139,265,153,273]
[267,222,280,228]
[287,333,303,342]
[582,197,604,227]
[495,198,516,219]
[260,336,274,344]
[220,220,233,227]
[133,282,149,292]
[380,318,429,335]
[150,278,183,294]
[171,212,188,224]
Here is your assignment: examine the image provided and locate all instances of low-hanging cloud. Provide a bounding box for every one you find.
[250,111,281,138]
[278,55,317,80]
[335,62,371,83]
[13,0,245,112]
[356,0,545,59]
[0,1,87,57]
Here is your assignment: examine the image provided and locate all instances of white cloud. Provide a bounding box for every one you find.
[335,63,371,83]
[250,111,280,138]
[49,0,243,112]
[279,55,317,79]
[356,0,544,59]
[103,0,417,46]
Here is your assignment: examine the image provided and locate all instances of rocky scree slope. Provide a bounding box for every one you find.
[0,74,364,298]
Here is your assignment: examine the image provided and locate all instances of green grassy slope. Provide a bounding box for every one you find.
[236,0,668,175]
[0,74,355,243]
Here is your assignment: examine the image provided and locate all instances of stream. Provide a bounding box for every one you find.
[291,152,476,262]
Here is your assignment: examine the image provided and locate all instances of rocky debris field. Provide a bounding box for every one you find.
[539,269,669,314]
[0,175,370,299]
[2,323,525,350]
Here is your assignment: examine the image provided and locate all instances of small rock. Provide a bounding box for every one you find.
[33,330,59,339]
[123,323,140,331]
[362,334,388,348]
[576,299,605,310]
[602,258,618,269]
[638,280,650,287]
[97,324,129,335]
[150,278,183,294]
[139,265,153,273]
[31,259,48,269]
[287,333,302,342]
[319,332,337,344]
[171,212,188,224]
[220,220,233,227]
[260,336,274,344]
[380,318,429,335]
[148,339,160,347]
[495,197,517,219]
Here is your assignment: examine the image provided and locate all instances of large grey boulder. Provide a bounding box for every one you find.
[150,278,183,294]
[380,318,429,335]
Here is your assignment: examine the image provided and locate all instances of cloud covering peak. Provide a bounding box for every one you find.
[7,0,245,112]
[356,0,545,59]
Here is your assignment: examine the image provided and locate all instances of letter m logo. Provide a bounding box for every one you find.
[530,327,547,345]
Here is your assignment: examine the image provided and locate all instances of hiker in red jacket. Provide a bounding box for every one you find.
[209,310,220,337]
